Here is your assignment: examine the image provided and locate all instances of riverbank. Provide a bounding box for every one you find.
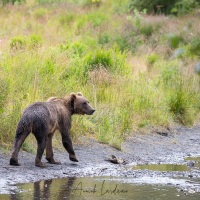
[0,125,200,194]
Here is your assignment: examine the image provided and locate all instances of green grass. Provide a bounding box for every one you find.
[0,0,200,150]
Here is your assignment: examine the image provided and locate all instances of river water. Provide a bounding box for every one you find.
[1,157,200,199]
[1,176,200,200]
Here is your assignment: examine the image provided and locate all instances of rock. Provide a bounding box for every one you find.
[187,161,195,167]
[194,62,200,75]
[105,155,126,164]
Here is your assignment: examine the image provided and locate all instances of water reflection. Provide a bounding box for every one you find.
[32,177,77,200]
[33,179,53,199]
[3,177,200,200]
[57,177,76,199]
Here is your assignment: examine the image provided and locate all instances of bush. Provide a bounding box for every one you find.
[87,11,106,27]
[127,11,159,38]
[60,40,86,57]
[129,0,177,14]
[171,0,199,15]
[29,34,43,49]
[114,21,140,53]
[146,54,159,66]
[2,0,24,5]
[166,33,184,49]
[139,24,154,37]
[129,0,200,15]
[10,36,27,50]
[168,82,198,125]
[84,49,113,71]
[61,49,128,84]
[98,33,111,45]
[59,13,75,26]
[189,37,200,57]
[159,63,199,125]
[10,35,43,50]
[33,8,47,20]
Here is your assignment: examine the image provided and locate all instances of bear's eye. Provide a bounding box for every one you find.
[83,102,87,106]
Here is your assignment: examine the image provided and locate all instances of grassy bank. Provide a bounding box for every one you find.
[0,0,200,150]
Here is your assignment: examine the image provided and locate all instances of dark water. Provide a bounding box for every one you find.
[1,177,200,200]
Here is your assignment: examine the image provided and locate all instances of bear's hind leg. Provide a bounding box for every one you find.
[10,129,30,166]
[34,131,47,168]
[35,138,46,167]
[46,133,61,165]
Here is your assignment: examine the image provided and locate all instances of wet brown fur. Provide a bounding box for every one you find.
[10,92,95,167]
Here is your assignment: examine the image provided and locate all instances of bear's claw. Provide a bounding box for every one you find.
[69,155,79,162]
[10,158,20,166]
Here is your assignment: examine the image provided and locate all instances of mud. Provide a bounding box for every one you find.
[0,125,200,195]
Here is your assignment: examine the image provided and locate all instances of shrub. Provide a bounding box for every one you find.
[10,36,27,50]
[168,82,198,125]
[10,35,43,50]
[61,49,128,84]
[87,11,106,27]
[59,13,75,26]
[84,49,113,71]
[159,63,199,125]
[166,33,184,49]
[129,0,177,14]
[29,34,43,49]
[160,63,179,88]
[98,33,111,45]
[114,21,140,53]
[40,59,55,75]
[71,42,86,56]
[129,0,200,15]
[139,24,154,37]
[127,11,159,38]
[2,0,25,5]
[60,40,86,56]
[189,37,200,57]
[33,8,47,20]
[146,54,159,66]
[171,0,199,15]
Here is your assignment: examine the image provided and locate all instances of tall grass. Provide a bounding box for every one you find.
[0,0,199,150]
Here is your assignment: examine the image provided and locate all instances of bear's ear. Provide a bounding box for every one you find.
[77,92,83,96]
[70,93,76,101]
[70,93,76,113]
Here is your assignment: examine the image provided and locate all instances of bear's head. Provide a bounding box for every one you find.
[70,92,95,115]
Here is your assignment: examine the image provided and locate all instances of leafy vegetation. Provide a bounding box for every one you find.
[129,0,200,15]
[0,0,199,150]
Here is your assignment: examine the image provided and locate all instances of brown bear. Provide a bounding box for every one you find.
[9,92,95,167]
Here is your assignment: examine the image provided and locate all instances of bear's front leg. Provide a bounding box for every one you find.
[69,154,79,162]
[60,129,78,162]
